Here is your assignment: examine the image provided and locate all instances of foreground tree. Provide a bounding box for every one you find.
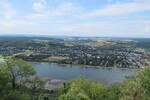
[0,58,45,100]
[6,58,36,90]
[139,65,150,99]
[59,85,90,100]
[0,64,10,100]
[119,80,142,100]
[26,76,44,95]
[59,78,106,100]
[106,83,122,100]
[59,65,150,100]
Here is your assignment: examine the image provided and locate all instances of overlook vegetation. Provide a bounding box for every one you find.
[59,66,150,100]
[0,58,46,100]
[0,58,150,100]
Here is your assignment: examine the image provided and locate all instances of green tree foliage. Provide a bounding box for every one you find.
[139,65,150,99]
[0,58,45,100]
[8,90,31,100]
[59,78,106,100]
[6,58,36,90]
[59,85,90,100]
[0,64,10,99]
[26,76,44,95]
[106,83,122,100]
[1,57,150,100]
[15,54,51,62]
[59,65,150,100]
[119,80,142,100]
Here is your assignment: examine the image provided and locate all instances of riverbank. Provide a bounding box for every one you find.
[1,58,141,70]
[30,61,142,71]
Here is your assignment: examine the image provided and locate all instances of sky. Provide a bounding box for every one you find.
[0,0,150,37]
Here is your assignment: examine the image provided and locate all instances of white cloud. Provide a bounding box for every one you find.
[33,2,46,11]
[107,0,112,2]
[0,1,16,20]
[55,19,150,37]
[39,0,47,4]
[51,2,82,16]
[0,0,150,37]
[144,26,150,33]
[57,2,80,13]
[137,16,150,20]
[82,1,150,17]
[26,12,50,19]
[27,2,82,19]
[134,0,150,3]
[1,18,150,37]
[0,20,35,27]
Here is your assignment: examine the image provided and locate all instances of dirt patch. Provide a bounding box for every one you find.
[44,79,65,90]
[44,56,68,61]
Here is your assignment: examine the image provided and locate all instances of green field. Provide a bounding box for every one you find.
[0,55,4,58]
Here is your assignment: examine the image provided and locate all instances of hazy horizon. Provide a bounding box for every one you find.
[0,34,150,39]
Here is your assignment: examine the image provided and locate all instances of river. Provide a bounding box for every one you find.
[0,58,5,63]
[31,63,138,85]
[0,59,139,85]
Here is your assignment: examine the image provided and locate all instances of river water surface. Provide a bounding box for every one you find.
[0,58,5,63]
[32,63,138,85]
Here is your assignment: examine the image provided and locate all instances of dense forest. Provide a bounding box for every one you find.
[0,57,150,100]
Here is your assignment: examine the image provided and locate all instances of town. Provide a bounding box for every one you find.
[1,37,150,68]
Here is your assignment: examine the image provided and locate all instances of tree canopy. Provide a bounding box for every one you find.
[1,58,150,100]
[0,58,45,100]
